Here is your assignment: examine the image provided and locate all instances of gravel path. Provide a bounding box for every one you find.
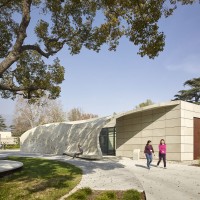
[1,150,200,200]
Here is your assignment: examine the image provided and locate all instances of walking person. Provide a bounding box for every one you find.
[73,144,83,159]
[157,139,167,169]
[144,140,155,169]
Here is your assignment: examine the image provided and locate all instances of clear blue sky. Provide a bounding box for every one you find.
[0,3,200,124]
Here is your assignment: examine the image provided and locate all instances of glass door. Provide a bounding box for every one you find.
[99,127,116,155]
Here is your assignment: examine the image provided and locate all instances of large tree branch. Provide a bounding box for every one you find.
[0,83,46,92]
[22,45,53,58]
[0,0,32,76]
[22,39,67,58]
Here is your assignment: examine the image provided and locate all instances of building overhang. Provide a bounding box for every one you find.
[116,100,181,120]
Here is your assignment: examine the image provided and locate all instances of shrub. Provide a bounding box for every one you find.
[67,188,92,200]
[69,190,87,200]
[95,195,110,200]
[95,191,116,200]
[5,144,20,149]
[82,187,92,195]
[122,189,141,200]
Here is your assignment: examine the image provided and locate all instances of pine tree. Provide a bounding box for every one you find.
[174,78,200,104]
[0,115,7,131]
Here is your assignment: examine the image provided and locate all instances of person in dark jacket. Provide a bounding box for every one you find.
[73,144,83,159]
[144,140,155,169]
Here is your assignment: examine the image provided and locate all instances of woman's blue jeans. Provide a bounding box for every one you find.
[145,153,152,168]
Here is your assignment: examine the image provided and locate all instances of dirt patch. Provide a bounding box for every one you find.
[191,164,200,167]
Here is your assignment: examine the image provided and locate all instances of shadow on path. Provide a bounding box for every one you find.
[135,164,148,169]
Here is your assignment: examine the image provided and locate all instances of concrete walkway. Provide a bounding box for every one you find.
[119,158,200,200]
[1,150,200,200]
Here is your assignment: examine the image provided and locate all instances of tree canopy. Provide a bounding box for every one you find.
[174,77,200,104]
[135,99,154,108]
[12,96,66,136]
[67,107,98,121]
[0,0,198,100]
[0,115,7,131]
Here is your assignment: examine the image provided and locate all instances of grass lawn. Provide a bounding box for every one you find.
[66,188,145,200]
[0,157,82,200]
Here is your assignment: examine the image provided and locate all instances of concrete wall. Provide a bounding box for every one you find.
[116,102,183,161]
[116,101,200,161]
[180,101,200,160]
[20,117,110,159]
[0,132,17,144]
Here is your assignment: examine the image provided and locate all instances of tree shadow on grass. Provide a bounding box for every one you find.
[26,175,70,193]
[0,157,82,199]
[9,157,80,177]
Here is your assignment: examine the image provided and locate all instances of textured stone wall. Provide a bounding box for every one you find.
[20,117,110,159]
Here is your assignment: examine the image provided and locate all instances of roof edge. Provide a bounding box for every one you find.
[116,100,182,119]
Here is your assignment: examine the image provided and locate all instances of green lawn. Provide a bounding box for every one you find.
[66,188,145,200]
[0,157,82,200]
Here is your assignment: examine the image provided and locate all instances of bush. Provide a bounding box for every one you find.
[82,187,92,195]
[69,190,87,200]
[95,191,116,200]
[4,144,20,149]
[122,189,141,200]
[95,195,110,200]
[67,188,92,200]
[104,191,116,199]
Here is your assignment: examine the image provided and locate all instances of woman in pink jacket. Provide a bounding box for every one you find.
[157,139,167,169]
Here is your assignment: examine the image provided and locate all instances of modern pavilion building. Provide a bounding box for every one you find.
[20,100,200,161]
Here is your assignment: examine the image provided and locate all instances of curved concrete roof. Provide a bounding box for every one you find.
[20,117,112,159]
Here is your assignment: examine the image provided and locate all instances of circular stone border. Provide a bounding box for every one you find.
[0,154,8,160]
[0,160,23,178]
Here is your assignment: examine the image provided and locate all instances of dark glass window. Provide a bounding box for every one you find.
[99,127,116,155]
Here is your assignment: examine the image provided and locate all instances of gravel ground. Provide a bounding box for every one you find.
[1,150,200,200]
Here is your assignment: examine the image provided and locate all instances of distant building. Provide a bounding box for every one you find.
[0,132,17,144]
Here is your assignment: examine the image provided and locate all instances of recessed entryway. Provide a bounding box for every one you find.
[194,118,200,160]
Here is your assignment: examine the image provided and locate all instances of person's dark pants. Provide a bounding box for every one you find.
[73,152,83,158]
[145,153,152,168]
[157,153,166,167]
